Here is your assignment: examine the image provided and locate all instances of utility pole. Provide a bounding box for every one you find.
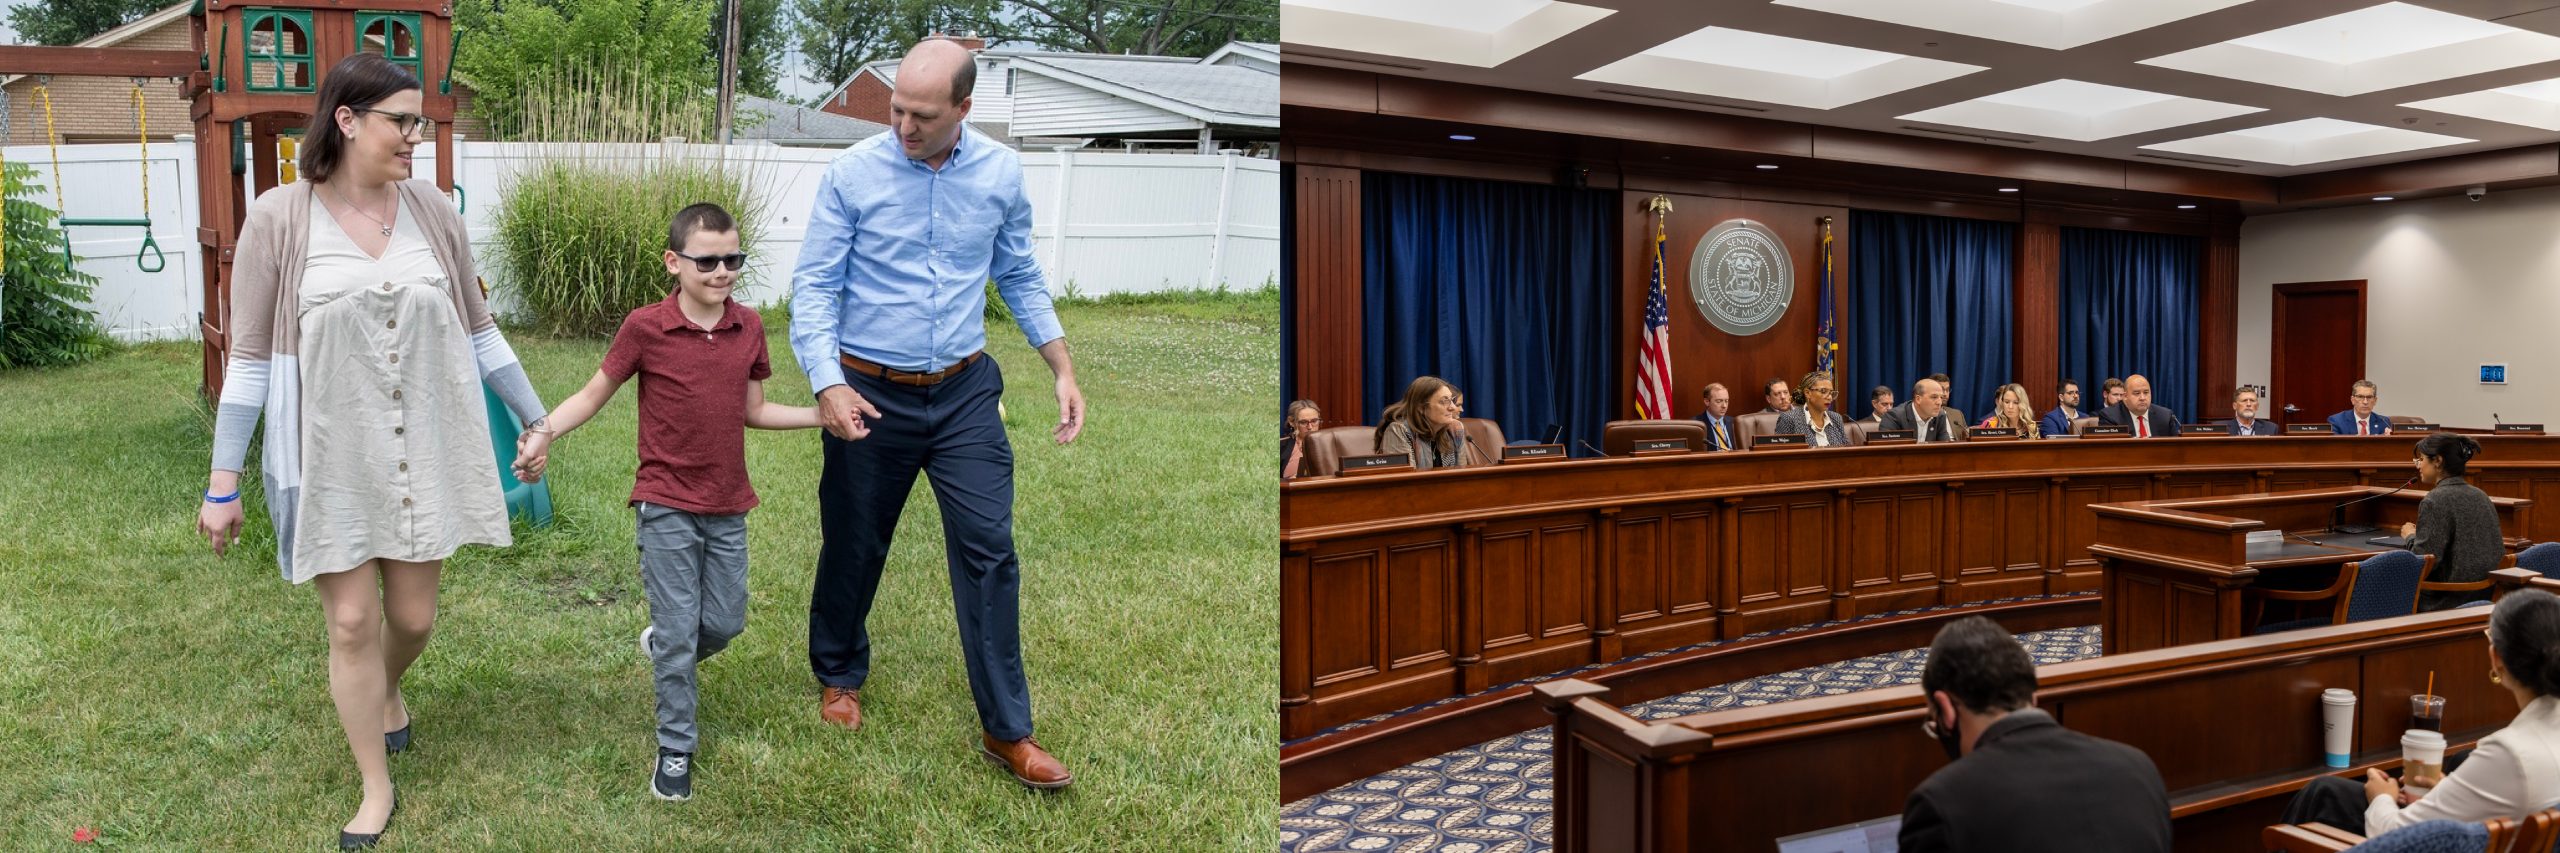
[716,0,740,145]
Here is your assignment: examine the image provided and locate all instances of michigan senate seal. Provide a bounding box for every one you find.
[1687,219,1793,337]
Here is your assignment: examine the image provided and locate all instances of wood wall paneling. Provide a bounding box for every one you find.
[2201,217,2241,420]
[1292,165,1365,426]
[2015,211,2062,412]
[1620,191,1850,420]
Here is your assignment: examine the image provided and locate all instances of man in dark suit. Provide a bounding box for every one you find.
[2097,374,2181,437]
[1900,617,2172,853]
[2327,380,2392,435]
[2037,379,2083,439]
[1927,372,1967,428]
[1694,382,1739,452]
[1877,377,1966,443]
[1758,377,1793,415]
[1866,385,1895,423]
[2227,387,2278,436]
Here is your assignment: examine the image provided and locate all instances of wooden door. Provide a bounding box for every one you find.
[2270,281,2365,427]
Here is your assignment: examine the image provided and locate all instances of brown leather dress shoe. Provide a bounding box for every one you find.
[820,686,862,731]
[979,734,1072,790]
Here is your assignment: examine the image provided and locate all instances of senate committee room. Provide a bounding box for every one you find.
[1275,2,2560,851]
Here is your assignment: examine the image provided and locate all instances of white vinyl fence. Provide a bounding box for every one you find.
[2,139,1278,342]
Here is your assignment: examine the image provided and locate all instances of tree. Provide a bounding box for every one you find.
[0,161,112,369]
[708,0,790,100]
[956,0,1276,57]
[452,0,717,140]
[791,0,972,100]
[7,0,169,46]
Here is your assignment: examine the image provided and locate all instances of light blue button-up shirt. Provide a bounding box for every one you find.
[789,128,1065,395]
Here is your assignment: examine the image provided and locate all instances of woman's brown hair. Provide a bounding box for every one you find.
[1375,376,1456,454]
[300,53,423,184]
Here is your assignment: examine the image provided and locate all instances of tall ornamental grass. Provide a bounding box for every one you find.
[490,63,769,337]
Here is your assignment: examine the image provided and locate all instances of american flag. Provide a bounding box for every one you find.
[1635,212,1675,419]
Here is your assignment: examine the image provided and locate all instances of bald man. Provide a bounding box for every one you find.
[790,37,1082,790]
[2096,374,2181,438]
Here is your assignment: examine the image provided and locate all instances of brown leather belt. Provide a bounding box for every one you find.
[840,351,982,387]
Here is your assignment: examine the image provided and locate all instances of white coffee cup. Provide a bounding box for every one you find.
[2322,688,2357,768]
[2402,729,2448,794]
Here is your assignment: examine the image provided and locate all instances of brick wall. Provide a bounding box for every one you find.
[821,73,892,126]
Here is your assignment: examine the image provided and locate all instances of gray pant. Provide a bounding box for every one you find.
[636,502,750,752]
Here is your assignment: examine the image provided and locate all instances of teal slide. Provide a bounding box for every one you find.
[484,382,555,528]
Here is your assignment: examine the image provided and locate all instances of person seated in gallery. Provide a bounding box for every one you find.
[1928,373,1967,427]
[1772,370,1850,448]
[2329,380,2394,435]
[2404,433,2502,610]
[2277,588,2560,839]
[1281,399,1322,479]
[1976,383,2042,439]
[1866,385,1895,424]
[1899,617,2172,853]
[1373,376,1482,471]
[2097,374,2181,437]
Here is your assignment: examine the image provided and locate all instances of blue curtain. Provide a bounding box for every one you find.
[2058,227,2200,420]
[1848,211,2015,421]
[1361,172,1619,454]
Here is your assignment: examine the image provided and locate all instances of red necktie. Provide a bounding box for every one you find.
[2135,413,2149,438]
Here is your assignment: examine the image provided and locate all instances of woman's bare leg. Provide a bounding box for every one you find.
[314,562,396,834]
[377,558,441,734]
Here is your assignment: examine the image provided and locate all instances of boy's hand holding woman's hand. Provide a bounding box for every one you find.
[514,421,555,483]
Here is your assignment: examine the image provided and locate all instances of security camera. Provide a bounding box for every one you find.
[2466,185,2487,201]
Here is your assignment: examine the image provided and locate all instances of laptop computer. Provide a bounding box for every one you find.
[1774,816,1902,853]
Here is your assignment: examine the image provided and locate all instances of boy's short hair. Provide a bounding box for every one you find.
[667,203,737,252]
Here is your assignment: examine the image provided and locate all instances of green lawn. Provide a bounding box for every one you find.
[0,292,1278,850]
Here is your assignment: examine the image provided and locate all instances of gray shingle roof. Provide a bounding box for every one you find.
[735,94,889,143]
[1011,56,1277,125]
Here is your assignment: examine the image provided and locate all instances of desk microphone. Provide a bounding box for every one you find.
[1577,439,1613,458]
[1464,434,1497,467]
[2495,413,2504,428]
[2330,477,2416,535]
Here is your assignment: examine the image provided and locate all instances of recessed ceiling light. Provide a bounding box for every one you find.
[1756,164,1780,169]
[1448,134,1477,141]
[2373,196,2395,201]
[2177,204,2197,209]
[1998,187,2020,192]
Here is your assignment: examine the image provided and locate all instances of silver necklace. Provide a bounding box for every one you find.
[328,186,395,237]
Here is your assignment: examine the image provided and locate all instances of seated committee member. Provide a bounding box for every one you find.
[1879,377,1967,443]
[2279,588,2560,839]
[2227,387,2277,435]
[1928,373,1967,427]
[2403,433,2502,610]
[1281,399,1321,479]
[2097,374,2181,437]
[1978,383,2042,439]
[1759,377,1794,415]
[2330,380,2393,435]
[2039,379,2084,438]
[1867,385,1895,423]
[1773,371,1850,448]
[1901,617,2172,853]
[1374,376,1480,471]
[1695,383,1739,452]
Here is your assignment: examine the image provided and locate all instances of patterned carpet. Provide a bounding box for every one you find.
[1276,625,2105,853]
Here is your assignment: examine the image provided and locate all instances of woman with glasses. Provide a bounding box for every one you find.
[1282,399,1323,479]
[1774,370,1851,448]
[2280,588,2560,840]
[1374,376,1480,470]
[194,53,546,849]
[1977,383,2043,439]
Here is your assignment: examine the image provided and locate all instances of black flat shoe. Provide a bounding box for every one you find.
[385,723,411,754]
[335,793,396,850]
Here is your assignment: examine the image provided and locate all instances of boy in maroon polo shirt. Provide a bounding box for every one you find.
[512,203,822,801]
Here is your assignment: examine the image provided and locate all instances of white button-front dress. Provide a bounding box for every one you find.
[287,193,510,583]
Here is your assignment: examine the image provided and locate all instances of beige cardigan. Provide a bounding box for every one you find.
[212,179,544,580]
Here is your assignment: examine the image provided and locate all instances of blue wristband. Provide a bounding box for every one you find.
[204,489,241,504]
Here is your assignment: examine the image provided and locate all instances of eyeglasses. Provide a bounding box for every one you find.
[673,250,749,272]
[1291,417,1325,428]
[357,108,435,137]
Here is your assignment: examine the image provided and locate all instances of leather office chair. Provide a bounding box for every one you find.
[1602,419,1708,455]
[1735,411,1783,449]
[2390,415,2429,428]
[1458,418,1508,466]
[1845,419,1872,447]
[2263,817,2505,853]
[1305,426,1378,477]
[2071,416,2100,436]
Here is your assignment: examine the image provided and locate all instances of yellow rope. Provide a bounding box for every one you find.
[132,81,150,218]
[36,80,62,215]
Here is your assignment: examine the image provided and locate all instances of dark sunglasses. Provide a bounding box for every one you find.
[672,250,748,272]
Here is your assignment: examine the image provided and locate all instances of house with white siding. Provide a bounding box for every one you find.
[815,39,1276,154]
